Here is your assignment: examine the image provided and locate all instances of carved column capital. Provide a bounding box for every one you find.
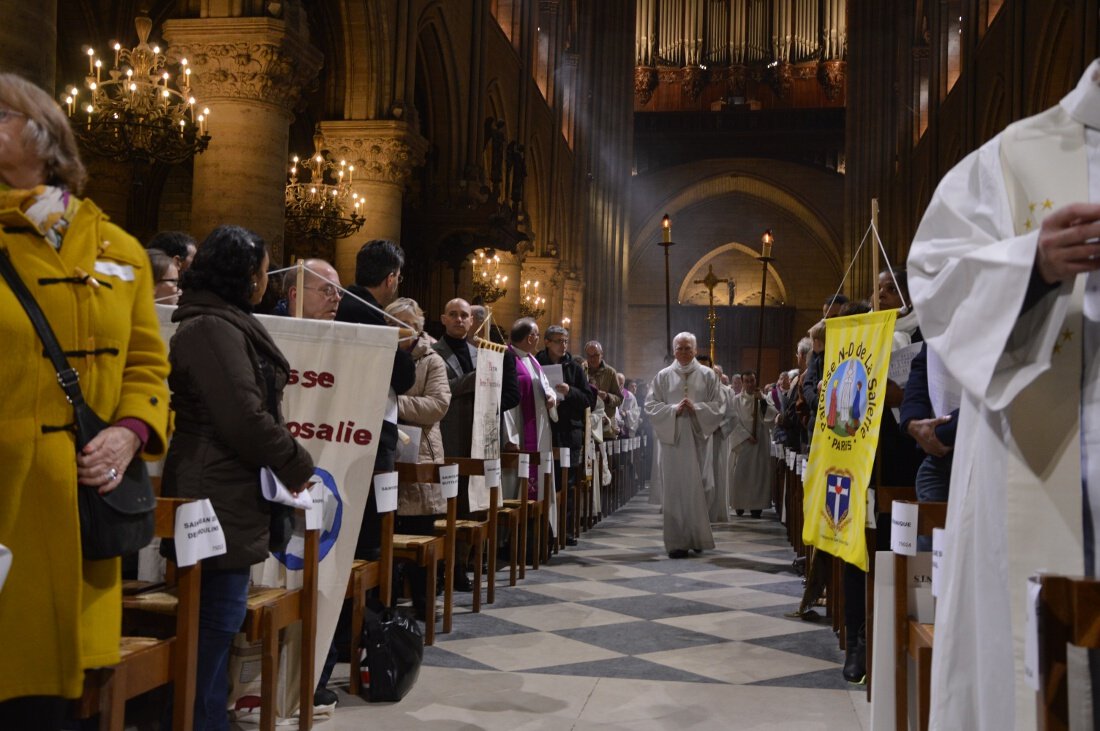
[319,120,429,189]
[162,17,322,112]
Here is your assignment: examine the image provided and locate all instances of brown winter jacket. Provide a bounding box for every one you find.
[396,335,451,515]
[163,290,315,569]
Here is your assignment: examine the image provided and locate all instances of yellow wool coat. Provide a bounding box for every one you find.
[0,199,169,701]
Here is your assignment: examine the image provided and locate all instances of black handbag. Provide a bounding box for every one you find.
[0,249,155,560]
[358,600,424,702]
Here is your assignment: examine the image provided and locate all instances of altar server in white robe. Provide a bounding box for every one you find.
[908,60,1100,731]
[729,371,778,518]
[645,333,725,557]
[708,367,736,522]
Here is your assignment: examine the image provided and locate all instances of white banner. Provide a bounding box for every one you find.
[469,345,505,510]
[157,306,395,716]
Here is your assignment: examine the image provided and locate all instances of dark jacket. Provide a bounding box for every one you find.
[535,348,596,450]
[163,290,314,569]
[432,336,520,457]
[899,343,959,449]
[335,284,415,470]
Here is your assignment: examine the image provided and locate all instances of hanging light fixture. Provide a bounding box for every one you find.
[61,16,210,165]
[284,127,365,242]
[470,248,508,303]
[519,278,545,319]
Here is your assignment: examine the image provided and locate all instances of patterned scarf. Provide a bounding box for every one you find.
[0,184,79,249]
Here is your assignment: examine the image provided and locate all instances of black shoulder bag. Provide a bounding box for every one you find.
[0,249,155,560]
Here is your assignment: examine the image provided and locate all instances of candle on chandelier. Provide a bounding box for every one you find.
[113,42,121,69]
[86,48,95,74]
[94,59,102,84]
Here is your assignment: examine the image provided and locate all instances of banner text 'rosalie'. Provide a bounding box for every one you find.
[285,368,372,446]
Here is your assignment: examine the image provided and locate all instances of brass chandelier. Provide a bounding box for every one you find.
[62,16,210,165]
[285,128,365,242]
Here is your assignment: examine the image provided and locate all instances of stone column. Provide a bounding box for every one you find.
[318,120,428,282]
[0,0,56,92]
[561,271,584,341]
[162,17,322,261]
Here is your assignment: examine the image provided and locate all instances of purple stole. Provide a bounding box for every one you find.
[509,346,544,498]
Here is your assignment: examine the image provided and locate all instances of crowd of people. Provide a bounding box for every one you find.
[4,54,1100,729]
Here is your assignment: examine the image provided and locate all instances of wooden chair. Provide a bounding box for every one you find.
[502,451,543,576]
[239,512,320,731]
[554,447,570,550]
[1037,574,1100,731]
[78,498,200,731]
[893,500,947,731]
[346,501,394,696]
[391,462,448,645]
[865,485,918,695]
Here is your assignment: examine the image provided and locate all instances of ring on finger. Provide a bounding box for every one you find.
[106,467,119,481]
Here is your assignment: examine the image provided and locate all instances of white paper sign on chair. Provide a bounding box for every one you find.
[439,464,459,500]
[374,472,399,513]
[484,458,501,488]
[518,453,530,480]
[174,498,227,567]
[931,528,945,597]
[560,449,571,469]
[890,501,919,556]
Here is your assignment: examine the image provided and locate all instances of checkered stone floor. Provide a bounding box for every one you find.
[426,492,849,690]
[310,489,871,730]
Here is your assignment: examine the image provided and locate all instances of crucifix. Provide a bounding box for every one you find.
[693,264,730,365]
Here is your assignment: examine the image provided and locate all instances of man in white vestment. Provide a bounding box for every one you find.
[729,371,778,518]
[908,60,1100,731]
[645,333,724,558]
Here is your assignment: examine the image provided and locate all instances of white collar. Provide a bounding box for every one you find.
[673,359,698,375]
[1061,59,1100,129]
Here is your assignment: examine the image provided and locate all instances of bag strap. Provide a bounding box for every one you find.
[0,247,87,408]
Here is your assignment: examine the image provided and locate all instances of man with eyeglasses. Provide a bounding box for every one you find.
[536,326,595,546]
[281,258,342,320]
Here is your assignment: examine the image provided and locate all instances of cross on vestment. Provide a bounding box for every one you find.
[693,264,730,364]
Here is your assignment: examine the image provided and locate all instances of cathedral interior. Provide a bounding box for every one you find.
[10,0,1097,381]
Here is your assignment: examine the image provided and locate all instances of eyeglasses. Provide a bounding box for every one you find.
[156,278,179,287]
[0,109,25,123]
[546,338,568,345]
[304,284,343,299]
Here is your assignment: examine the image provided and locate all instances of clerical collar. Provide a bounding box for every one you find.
[673,359,698,375]
[1061,59,1100,129]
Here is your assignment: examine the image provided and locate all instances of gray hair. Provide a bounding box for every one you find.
[0,73,86,193]
[470,305,487,324]
[385,297,425,331]
[584,340,603,355]
[545,325,569,340]
[796,336,812,357]
[673,332,696,349]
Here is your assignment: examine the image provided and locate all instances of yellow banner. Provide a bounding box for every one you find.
[802,310,896,571]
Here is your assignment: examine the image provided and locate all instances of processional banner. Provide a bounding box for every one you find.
[157,307,396,712]
[802,310,896,571]
[469,340,505,510]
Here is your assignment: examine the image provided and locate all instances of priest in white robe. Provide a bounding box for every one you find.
[729,371,778,518]
[645,333,725,557]
[908,60,1100,731]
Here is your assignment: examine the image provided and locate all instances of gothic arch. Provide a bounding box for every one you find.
[630,167,844,277]
[676,243,789,305]
[415,7,464,184]
[325,0,394,120]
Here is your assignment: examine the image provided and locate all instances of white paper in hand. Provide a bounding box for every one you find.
[174,499,227,567]
[260,467,313,510]
[439,464,459,499]
[0,544,11,594]
[1024,575,1043,691]
[890,501,919,556]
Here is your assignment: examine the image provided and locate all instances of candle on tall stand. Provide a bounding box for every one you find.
[659,213,675,361]
[752,229,775,436]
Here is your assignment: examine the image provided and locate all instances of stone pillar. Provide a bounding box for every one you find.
[1,0,56,92]
[561,271,584,341]
[162,17,322,261]
[318,120,428,282]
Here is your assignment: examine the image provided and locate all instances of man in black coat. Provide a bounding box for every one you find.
[536,326,596,545]
[335,240,416,559]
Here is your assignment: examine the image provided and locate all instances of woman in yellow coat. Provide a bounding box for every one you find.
[0,73,169,727]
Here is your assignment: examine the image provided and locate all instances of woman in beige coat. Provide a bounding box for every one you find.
[385,298,451,533]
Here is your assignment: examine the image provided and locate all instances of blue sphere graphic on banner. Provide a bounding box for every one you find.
[272,467,343,570]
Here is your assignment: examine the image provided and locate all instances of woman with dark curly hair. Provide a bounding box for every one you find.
[162,224,314,730]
